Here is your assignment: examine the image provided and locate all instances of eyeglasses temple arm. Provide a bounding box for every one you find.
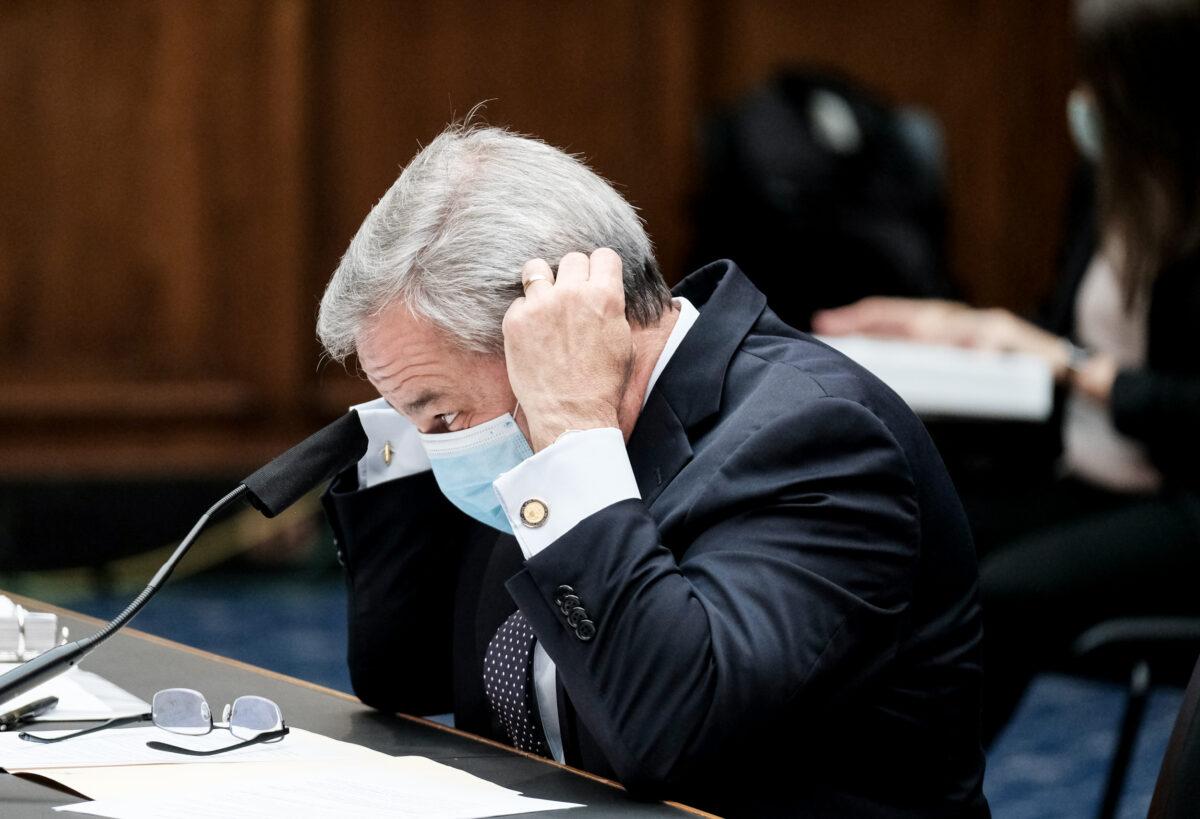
[145,726,290,756]
[18,712,153,743]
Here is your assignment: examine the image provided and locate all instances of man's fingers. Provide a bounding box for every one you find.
[587,248,622,287]
[587,248,625,312]
[519,249,623,313]
[520,258,555,297]
[555,252,590,287]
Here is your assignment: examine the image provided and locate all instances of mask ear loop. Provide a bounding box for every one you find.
[512,399,536,451]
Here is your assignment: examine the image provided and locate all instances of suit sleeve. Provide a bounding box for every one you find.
[503,396,921,793]
[322,468,472,715]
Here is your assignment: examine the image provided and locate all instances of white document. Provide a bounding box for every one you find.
[817,334,1054,421]
[0,725,384,769]
[19,756,522,800]
[51,758,582,818]
[0,664,150,722]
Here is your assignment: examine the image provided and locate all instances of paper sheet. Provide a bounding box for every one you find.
[21,756,523,800]
[50,767,581,819]
[3,668,585,817]
[0,725,385,769]
[817,334,1054,421]
[0,664,150,722]
[50,758,582,818]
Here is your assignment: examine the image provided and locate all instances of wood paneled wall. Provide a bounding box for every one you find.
[0,0,1076,477]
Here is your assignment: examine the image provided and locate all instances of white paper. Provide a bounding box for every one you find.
[817,334,1054,421]
[23,756,523,801]
[0,664,150,722]
[0,725,385,770]
[51,760,582,818]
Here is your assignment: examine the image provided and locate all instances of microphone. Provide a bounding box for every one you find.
[0,410,368,704]
[242,409,369,518]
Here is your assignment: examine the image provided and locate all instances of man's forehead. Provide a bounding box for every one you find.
[357,308,455,392]
[357,302,509,415]
[359,305,449,368]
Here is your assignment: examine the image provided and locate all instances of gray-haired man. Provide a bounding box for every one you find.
[319,124,989,817]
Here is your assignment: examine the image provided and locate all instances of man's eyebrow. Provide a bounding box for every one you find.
[402,390,444,415]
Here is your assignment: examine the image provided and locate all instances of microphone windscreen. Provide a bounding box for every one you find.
[242,410,368,518]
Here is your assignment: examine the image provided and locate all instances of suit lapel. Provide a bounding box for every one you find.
[626,389,692,509]
[476,533,524,658]
[624,260,767,509]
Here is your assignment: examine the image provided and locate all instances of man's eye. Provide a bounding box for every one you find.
[438,412,459,428]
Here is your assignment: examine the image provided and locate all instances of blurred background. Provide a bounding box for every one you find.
[0,2,1171,816]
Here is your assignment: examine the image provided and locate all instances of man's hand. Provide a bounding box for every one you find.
[503,248,634,452]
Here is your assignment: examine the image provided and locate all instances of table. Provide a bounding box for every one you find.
[0,594,709,818]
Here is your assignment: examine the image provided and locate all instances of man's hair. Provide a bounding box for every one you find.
[317,123,672,361]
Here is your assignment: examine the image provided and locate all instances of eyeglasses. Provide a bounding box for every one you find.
[20,688,288,755]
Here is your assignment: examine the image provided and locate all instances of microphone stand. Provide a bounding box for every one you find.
[0,485,248,704]
[0,407,367,705]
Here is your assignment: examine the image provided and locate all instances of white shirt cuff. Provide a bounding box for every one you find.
[492,427,640,560]
[352,398,432,489]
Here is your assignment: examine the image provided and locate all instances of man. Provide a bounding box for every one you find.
[318,123,988,816]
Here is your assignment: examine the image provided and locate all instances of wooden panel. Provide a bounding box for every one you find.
[0,1,313,474]
[0,0,1079,477]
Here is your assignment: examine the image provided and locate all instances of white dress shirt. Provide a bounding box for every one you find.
[352,297,699,761]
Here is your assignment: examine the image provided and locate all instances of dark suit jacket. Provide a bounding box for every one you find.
[323,261,989,817]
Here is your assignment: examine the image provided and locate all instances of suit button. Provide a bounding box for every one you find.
[559,594,581,614]
[575,620,596,641]
[567,606,587,628]
[554,585,575,607]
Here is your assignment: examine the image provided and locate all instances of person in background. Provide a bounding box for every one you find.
[813,0,1200,742]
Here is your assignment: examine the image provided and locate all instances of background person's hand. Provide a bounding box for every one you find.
[1072,353,1118,403]
[503,248,635,452]
[813,297,1074,378]
[812,297,976,343]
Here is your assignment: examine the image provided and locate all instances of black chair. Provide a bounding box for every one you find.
[1149,644,1200,817]
[688,67,956,332]
[1071,617,1200,819]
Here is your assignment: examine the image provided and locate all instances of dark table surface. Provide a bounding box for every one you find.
[0,594,708,818]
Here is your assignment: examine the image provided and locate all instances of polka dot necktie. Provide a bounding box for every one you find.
[483,609,550,757]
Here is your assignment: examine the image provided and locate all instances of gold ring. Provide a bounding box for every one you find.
[522,274,548,291]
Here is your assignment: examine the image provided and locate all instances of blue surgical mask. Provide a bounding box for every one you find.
[418,406,533,534]
[1067,88,1102,163]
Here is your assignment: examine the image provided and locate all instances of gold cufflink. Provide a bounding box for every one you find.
[520,498,549,528]
[382,441,393,466]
